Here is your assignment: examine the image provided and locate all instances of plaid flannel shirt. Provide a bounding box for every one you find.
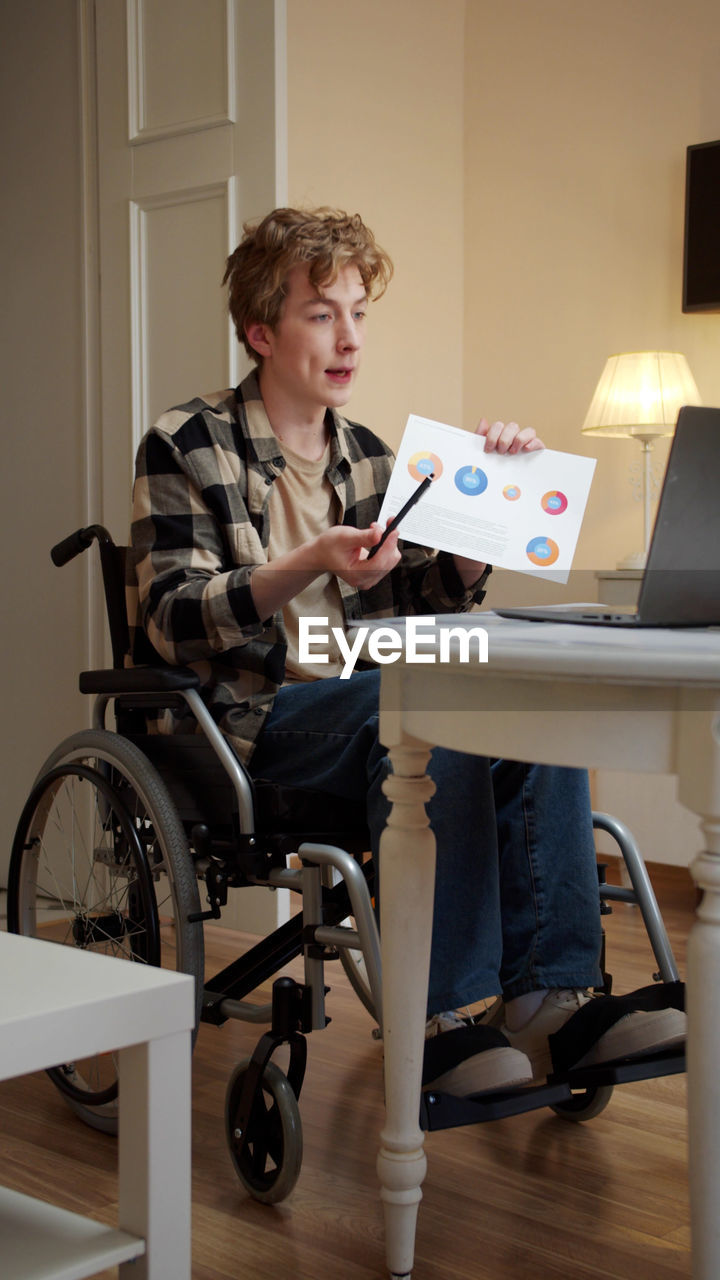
[129,370,490,762]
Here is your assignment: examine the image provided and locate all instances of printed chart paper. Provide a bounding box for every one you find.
[377,414,597,583]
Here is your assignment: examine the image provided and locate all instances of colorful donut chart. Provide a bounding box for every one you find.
[408,451,443,482]
[503,484,522,501]
[526,536,560,567]
[541,490,568,515]
[454,465,488,496]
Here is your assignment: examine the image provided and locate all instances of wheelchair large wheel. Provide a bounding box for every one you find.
[8,729,204,1133]
[225,1058,303,1204]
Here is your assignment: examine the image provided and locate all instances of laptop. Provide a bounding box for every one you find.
[496,405,720,628]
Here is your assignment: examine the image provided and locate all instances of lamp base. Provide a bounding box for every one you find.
[616,550,647,571]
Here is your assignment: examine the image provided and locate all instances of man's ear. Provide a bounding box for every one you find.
[245,321,273,360]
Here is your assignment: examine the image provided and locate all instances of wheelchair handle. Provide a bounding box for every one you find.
[51,524,115,567]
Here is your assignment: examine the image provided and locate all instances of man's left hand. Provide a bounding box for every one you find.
[476,416,545,454]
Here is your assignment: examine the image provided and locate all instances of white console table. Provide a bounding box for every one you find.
[0,931,194,1279]
[594,569,643,607]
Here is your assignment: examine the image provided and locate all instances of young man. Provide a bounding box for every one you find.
[131,207,684,1094]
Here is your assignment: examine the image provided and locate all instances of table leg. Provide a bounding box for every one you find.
[676,698,720,1278]
[118,1031,192,1279]
[378,737,436,1280]
[688,827,720,1280]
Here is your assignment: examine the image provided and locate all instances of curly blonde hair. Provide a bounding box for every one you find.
[223,207,393,361]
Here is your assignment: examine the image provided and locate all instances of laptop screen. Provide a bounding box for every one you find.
[638,405,720,625]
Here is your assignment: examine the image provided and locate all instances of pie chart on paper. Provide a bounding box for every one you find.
[526,536,560,567]
[454,465,488,496]
[408,451,443,482]
[541,490,568,515]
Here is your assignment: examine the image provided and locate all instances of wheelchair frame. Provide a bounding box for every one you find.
[7,525,685,1203]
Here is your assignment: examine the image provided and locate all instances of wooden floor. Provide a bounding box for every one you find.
[0,863,694,1279]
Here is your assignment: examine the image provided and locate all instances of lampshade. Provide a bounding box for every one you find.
[581,351,701,440]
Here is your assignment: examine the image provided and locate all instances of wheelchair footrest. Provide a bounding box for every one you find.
[548,1044,686,1090]
[421,1080,569,1130]
[420,1046,686,1131]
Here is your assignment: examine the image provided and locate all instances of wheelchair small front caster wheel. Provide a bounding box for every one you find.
[550,1083,613,1122]
[225,1057,303,1203]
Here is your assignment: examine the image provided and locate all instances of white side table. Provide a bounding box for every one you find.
[0,932,194,1280]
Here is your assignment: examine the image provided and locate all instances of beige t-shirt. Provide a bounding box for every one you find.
[268,441,347,681]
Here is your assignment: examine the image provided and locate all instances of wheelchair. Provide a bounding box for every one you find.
[8,526,686,1202]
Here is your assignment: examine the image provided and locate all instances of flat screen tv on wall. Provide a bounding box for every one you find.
[683,139,720,312]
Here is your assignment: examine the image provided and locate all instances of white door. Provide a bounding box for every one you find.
[93,0,286,536]
[90,0,289,931]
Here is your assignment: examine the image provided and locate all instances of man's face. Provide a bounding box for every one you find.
[249,263,368,421]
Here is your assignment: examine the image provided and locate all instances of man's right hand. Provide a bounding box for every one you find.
[316,523,401,588]
[250,522,400,620]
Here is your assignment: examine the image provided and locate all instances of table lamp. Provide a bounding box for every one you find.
[581,351,701,568]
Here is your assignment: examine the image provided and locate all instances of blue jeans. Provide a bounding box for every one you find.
[250,669,602,1014]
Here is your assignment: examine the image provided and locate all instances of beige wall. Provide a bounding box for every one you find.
[464,0,720,579]
[0,0,88,878]
[287,0,466,445]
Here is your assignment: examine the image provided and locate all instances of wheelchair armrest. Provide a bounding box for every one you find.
[79,666,201,696]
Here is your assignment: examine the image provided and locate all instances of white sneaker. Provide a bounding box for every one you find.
[502,988,686,1080]
[423,1011,533,1096]
[502,990,591,1078]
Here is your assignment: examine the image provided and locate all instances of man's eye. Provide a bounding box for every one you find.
[354,311,367,321]
[311,312,332,322]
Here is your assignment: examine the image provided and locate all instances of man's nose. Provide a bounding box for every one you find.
[337,316,361,348]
